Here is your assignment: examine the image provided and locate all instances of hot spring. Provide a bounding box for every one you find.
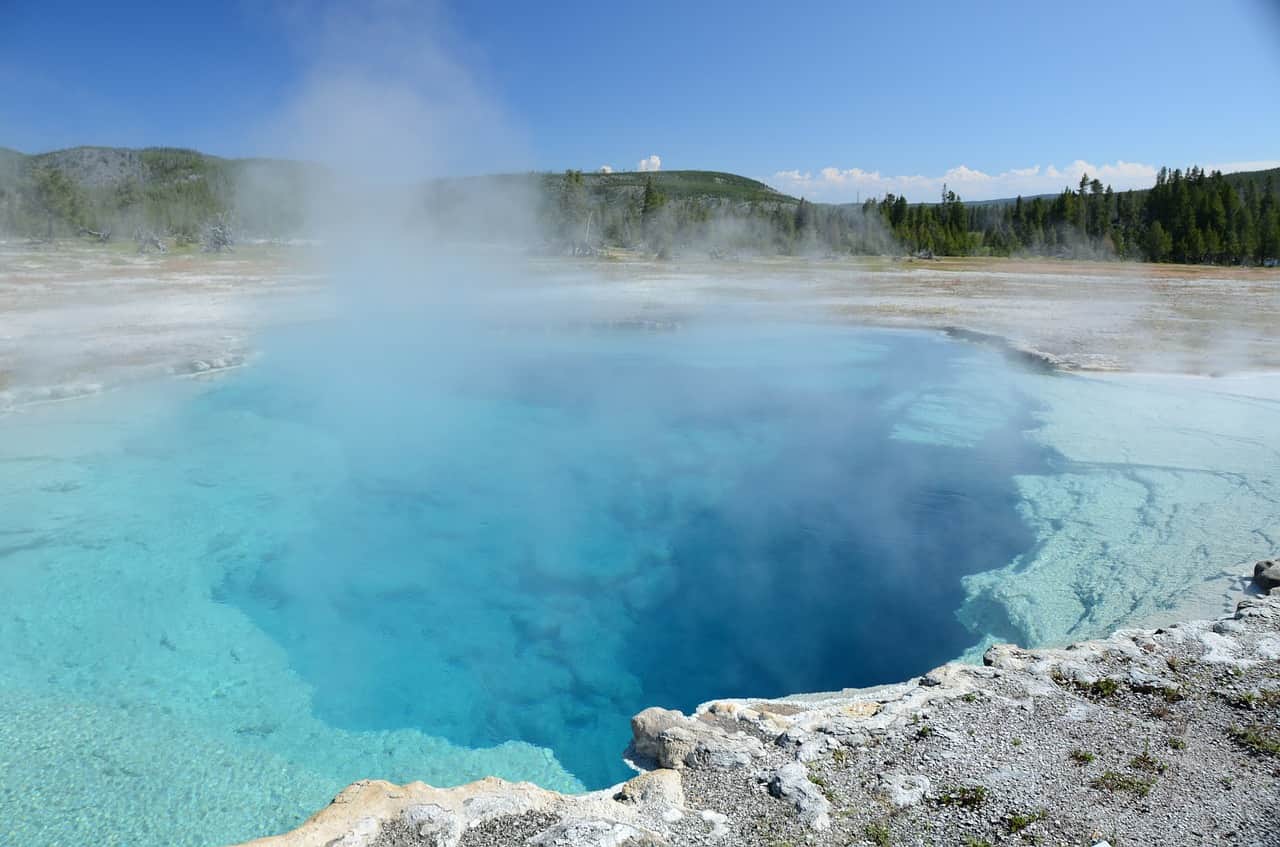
[2,304,1277,846]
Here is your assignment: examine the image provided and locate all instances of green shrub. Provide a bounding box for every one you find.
[1090,770,1154,797]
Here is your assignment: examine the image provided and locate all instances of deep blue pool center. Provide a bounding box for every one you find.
[209,319,1050,788]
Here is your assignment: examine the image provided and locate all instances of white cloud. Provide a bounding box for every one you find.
[765,158,1272,203]
[637,154,662,172]
[598,164,613,173]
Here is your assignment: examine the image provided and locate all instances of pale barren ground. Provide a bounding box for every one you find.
[574,253,1280,374]
[0,241,324,407]
[2,242,1279,410]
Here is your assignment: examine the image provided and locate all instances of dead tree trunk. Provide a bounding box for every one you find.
[135,228,168,254]
[202,213,234,253]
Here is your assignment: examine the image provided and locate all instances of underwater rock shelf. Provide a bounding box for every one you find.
[237,572,1280,847]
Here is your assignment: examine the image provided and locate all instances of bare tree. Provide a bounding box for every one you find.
[134,227,167,254]
[202,213,234,253]
[79,226,111,242]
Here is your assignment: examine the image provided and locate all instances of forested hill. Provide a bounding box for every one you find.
[1,145,1277,265]
[0,146,318,241]
[920,165,1280,264]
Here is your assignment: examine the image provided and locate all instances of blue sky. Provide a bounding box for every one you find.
[2,0,1278,200]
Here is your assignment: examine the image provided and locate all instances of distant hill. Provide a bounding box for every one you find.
[1196,165,1280,195]
[568,169,792,203]
[0,146,796,242]
[1,145,1276,264]
[0,146,319,239]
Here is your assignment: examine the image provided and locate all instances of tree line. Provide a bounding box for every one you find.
[925,166,1280,264]
[6,146,1278,266]
[544,167,1280,265]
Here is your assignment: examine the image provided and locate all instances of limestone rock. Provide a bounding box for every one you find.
[527,819,655,847]
[698,810,729,839]
[1253,558,1279,592]
[875,773,931,808]
[400,803,455,845]
[612,769,684,809]
[766,761,831,830]
[628,707,763,770]
[628,708,683,764]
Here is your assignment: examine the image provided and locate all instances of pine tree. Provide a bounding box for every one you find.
[1145,221,1172,261]
[640,176,665,245]
[1259,205,1280,262]
[794,198,813,235]
[557,170,587,240]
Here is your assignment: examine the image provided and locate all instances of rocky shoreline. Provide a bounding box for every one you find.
[237,568,1279,847]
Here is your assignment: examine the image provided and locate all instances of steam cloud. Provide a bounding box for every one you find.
[637,154,662,172]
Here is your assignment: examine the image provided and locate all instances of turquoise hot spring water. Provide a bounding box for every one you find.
[2,313,1277,846]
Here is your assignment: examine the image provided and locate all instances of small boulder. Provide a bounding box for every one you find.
[698,810,729,839]
[401,804,454,841]
[875,773,931,808]
[628,708,763,770]
[766,762,831,830]
[1253,559,1279,593]
[613,769,684,808]
[629,708,684,764]
[527,819,654,847]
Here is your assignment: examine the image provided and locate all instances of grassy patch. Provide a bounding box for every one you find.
[864,821,891,846]
[1056,670,1122,699]
[1006,810,1045,834]
[1087,677,1121,698]
[1129,751,1167,774]
[1090,770,1155,797]
[1222,688,1280,710]
[934,785,987,808]
[806,770,836,803]
[1167,736,1186,750]
[1228,723,1280,757]
[1130,678,1184,703]
[1069,748,1095,765]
